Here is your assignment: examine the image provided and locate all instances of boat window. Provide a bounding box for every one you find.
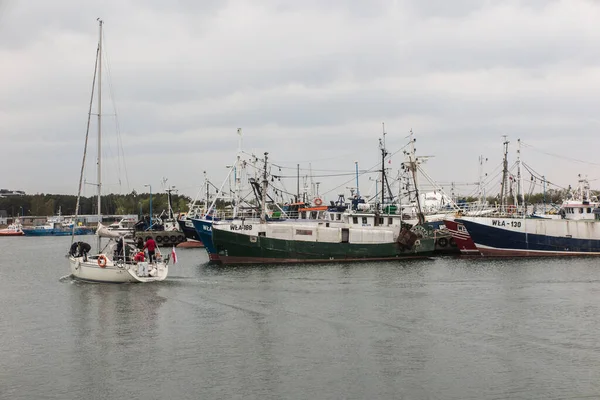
[588,208,592,213]
[336,214,341,221]
[379,217,384,225]
[352,217,358,224]
[580,208,584,214]
[311,211,317,219]
[362,217,367,224]
[388,218,393,225]
[258,232,266,237]
[458,225,466,232]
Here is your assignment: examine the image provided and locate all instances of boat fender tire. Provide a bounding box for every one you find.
[170,235,176,243]
[178,236,186,243]
[449,237,457,247]
[98,255,108,268]
[437,237,448,248]
[156,236,162,243]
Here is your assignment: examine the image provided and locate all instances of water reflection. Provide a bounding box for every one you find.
[66,282,166,397]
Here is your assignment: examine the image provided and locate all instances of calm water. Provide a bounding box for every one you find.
[2,236,600,399]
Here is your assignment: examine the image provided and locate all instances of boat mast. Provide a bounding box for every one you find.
[379,123,388,208]
[97,18,103,252]
[355,161,360,199]
[517,138,524,211]
[166,187,175,220]
[71,30,100,244]
[542,175,546,213]
[500,136,509,212]
[407,130,424,224]
[379,123,394,210]
[260,152,269,223]
[296,164,300,203]
[478,155,487,204]
[205,174,210,214]
[234,128,242,218]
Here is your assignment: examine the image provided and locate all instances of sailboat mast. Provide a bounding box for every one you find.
[97,19,103,251]
[71,33,100,244]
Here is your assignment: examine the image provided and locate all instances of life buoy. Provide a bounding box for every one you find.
[314,198,323,206]
[98,255,107,268]
[507,205,516,214]
[437,237,448,248]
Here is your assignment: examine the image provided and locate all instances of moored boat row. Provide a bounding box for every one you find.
[444,177,600,257]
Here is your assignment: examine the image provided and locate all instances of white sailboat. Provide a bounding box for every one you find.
[68,20,169,283]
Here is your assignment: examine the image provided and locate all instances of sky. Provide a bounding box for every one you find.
[1,0,600,203]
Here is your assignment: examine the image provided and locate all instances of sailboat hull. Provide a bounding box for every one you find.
[69,256,168,283]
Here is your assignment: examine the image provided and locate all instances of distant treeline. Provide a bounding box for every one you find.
[462,188,588,205]
[0,191,193,217]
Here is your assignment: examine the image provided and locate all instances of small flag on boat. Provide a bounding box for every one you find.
[171,246,178,264]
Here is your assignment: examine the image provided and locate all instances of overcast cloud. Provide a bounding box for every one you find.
[1,0,599,201]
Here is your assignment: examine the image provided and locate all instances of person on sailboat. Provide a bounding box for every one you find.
[69,241,91,260]
[143,236,157,264]
[133,251,145,263]
[114,236,124,260]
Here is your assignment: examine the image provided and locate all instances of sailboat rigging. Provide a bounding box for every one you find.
[68,19,169,283]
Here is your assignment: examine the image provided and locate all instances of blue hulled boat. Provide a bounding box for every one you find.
[22,219,93,236]
[191,217,219,261]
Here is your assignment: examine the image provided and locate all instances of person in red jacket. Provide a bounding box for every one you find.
[133,251,145,262]
[143,237,157,263]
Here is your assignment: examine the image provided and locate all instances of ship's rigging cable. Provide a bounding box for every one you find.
[521,141,600,167]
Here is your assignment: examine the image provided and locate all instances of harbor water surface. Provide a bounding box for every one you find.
[2,236,600,399]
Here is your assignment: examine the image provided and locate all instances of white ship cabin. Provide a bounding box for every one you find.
[560,201,598,221]
[558,177,599,221]
[298,206,329,220]
[324,210,408,228]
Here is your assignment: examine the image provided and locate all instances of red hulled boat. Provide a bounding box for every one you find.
[443,219,479,255]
